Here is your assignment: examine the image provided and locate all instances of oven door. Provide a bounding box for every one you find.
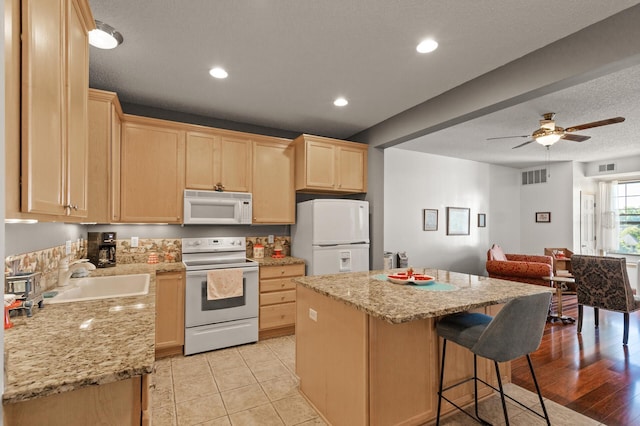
[185,266,258,328]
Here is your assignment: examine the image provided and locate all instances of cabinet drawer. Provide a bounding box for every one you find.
[261,277,296,292]
[261,289,296,306]
[259,263,305,279]
[260,303,295,330]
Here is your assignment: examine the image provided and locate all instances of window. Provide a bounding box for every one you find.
[616,181,640,254]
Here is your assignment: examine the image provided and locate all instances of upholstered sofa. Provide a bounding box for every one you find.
[486,244,553,287]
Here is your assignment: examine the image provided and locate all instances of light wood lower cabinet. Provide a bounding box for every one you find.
[3,375,148,426]
[259,263,305,339]
[155,271,185,359]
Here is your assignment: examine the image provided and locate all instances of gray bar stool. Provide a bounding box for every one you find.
[436,292,552,425]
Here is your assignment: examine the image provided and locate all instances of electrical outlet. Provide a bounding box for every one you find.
[309,308,318,322]
[65,240,72,255]
[131,236,139,248]
[268,235,274,244]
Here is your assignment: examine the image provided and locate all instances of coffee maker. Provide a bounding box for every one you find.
[87,232,117,268]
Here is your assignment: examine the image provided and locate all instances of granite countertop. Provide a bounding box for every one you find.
[293,268,553,324]
[250,256,305,267]
[3,262,184,404]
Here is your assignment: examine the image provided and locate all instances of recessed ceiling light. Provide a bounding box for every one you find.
[334,97,348,107]
[416,39,438,53]
[209,67,228,79]
[89,20,123,49]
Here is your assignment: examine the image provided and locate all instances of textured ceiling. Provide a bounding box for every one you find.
[88,0,640,168]
[398,63,640,168]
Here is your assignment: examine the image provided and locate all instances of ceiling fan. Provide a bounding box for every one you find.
[487,112,625,149]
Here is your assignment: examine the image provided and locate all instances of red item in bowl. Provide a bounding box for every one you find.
[388,274,408,280]
[413,275,435,281]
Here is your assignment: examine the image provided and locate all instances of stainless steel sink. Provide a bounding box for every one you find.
[47,274,150,304]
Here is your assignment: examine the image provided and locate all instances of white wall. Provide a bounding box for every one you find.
[488,165,521,253]
[519,162,574,254]
[384,148,501,276]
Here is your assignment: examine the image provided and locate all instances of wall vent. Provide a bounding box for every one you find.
[598,163,616,173]
[522,168,547,185]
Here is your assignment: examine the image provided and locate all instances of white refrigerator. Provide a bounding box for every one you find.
[292,199,370,276]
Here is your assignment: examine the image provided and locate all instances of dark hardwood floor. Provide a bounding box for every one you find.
[512,294,640,426]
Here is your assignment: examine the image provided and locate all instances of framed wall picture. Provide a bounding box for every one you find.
[446,207,470,235]
[536,212,551,223]
[423,209,438,231]
[478,213,486,228]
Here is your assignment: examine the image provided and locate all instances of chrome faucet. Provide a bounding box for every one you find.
[58,257,96,287]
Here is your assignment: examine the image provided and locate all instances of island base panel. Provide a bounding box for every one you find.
[296,284,510,426]
[297,285,369,425]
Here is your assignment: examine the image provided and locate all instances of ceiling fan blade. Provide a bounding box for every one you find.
[565,117,625,133]
[486,135,529,141]
[561,134,591,142]
[512,140,534,149]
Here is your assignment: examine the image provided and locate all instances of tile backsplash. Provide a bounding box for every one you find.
[115,238,182,264]
[246,236,291,258]
[4,241,85,292]
[5,236,290,291]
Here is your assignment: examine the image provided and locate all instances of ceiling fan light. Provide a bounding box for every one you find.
[535,132,562,146]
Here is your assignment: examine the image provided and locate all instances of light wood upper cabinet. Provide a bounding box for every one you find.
[294,134,367,194]
[185,130,252,192]
[120,117,185,223]
[87,89,123,223]
[252,138,295,224]
[155,271,185,359]
[20,0,94,218]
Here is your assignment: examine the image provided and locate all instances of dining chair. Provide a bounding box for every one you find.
[435,292,552,425]
[571,255,640,345]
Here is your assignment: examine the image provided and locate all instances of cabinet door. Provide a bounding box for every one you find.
[185,131,218,190]
[88,90,122,223]
[65,0,89,217]
[155,272,185,355]
[304,140,336,190]
[337,144,367,193]
[21,0,66,215]
[111,105,122,222]
[252,140,294,223]
[121,122,185,223]
[219,135,252,192]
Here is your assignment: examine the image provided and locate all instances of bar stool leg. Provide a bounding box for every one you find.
[436,339,447,426]
[493,361,510,425]
[527,354,551,426]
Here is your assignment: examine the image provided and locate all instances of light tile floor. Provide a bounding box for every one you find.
[151,336,602,426]
[151,335,324,426]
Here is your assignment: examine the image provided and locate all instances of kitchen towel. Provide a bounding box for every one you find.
[207,269,244,300]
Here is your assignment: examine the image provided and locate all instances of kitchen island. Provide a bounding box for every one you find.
[294,268,552,426]
[3,262,182,425]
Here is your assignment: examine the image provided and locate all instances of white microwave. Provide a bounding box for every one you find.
[183,190,252,225]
